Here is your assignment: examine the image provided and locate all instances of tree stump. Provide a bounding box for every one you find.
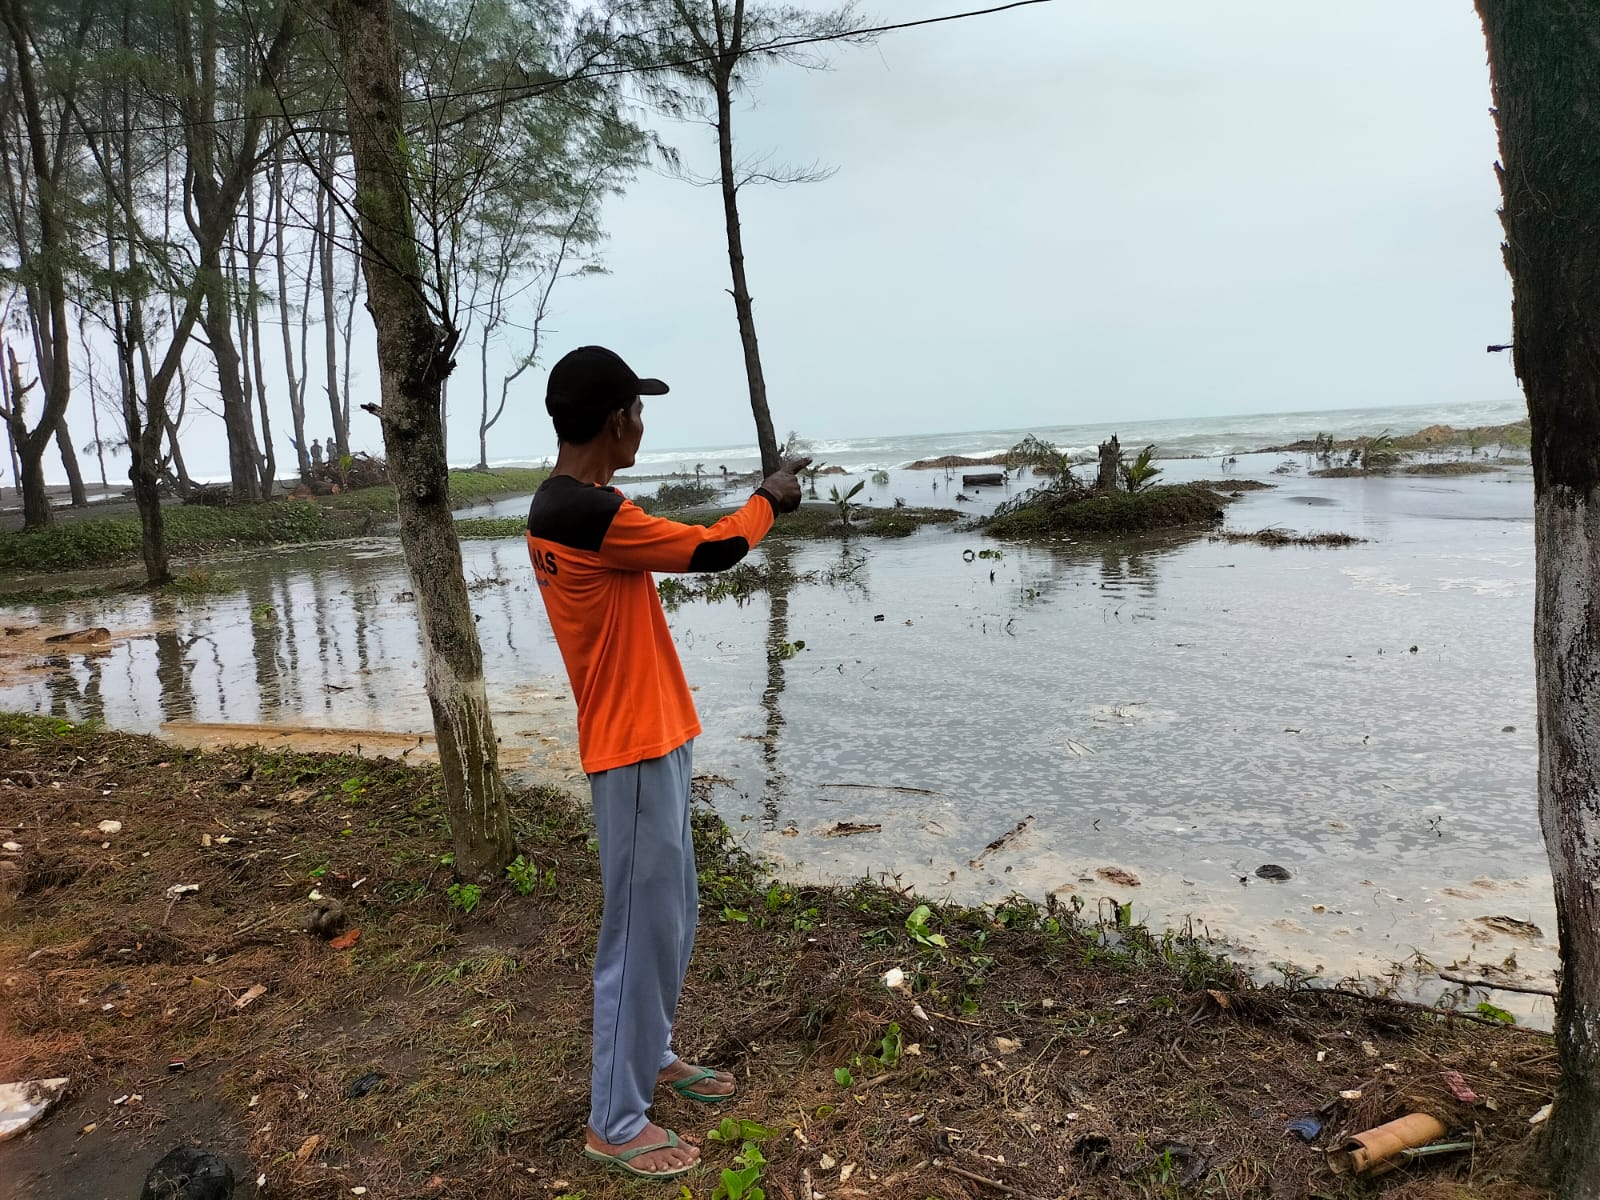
[1095,435,1121,492]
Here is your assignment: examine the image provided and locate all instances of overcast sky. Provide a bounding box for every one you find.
[55,0,1521,480]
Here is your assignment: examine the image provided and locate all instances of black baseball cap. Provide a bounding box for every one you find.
[545,345,669,421]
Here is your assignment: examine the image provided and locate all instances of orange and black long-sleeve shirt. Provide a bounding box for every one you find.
[526,474,778,774]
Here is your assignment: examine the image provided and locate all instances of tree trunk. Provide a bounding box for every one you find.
[201,255,261,501]
[0,0,79,530]
[320,132,349,463]
[329,0,514,883]
[1095,435,1120,492]
[713,75,780,477]
[5,348,51,527]
[54,416,87,506]
[1477,5,1600,1194]
[242,179,276,497]
[272,149,311,483]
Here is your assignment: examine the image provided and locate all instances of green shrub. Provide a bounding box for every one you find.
[985,484,1229,540]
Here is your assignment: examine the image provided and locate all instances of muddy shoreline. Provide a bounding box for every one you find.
[0,716,1555,1199]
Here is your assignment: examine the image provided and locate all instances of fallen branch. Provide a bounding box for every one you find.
[820,782,942,796]
[1323,986,1550,1034]
[970,816,1034,868]
[935,1159,1046,1200]
[1437,972,1557,998]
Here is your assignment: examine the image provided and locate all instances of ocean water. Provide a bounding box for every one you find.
[486,397,1528,477]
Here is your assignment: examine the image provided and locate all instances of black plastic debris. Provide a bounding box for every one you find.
[347,1071,385,1099]
[1255,864,1292,881]
[139,1146,235,1200]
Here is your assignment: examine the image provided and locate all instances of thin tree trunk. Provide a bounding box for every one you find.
[340,238,359,432]
[242,177,276,496]
[54,415,87,505]
[1477,5,1600,1194]
[478,327,491,470]
[5,346,49,526]
[79,309,109,489]
[272,149,311,483]
[202,258,261,500]
[329,0,514,882]
[713,72,779,477]
[0,358,20,496]
[320,132,348,463]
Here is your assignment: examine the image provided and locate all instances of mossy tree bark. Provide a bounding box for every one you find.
[327,0,515,882]
[1477,5,1600,1194]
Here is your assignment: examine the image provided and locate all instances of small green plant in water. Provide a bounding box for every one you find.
[905,904,947,948]
[871,469,890,485]
[829,480,865,526]
[1120,444,1163,492]
[447,882,483,914]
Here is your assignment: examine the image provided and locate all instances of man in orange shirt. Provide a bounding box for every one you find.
[526,346,805,1181]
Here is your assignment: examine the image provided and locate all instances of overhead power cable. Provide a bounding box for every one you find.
[66,0,1059,139]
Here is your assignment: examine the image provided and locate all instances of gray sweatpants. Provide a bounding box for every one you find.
[587,741,698,1144]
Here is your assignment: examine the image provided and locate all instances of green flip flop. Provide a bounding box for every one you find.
[583,1128,697,1180]
[667,1066,737,1104]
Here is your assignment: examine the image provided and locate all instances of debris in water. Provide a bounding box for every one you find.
[821,822,881,838]
[1096,866,1141,888]
[969,815,1034,868]
[1475,914,1542,940]
[44,628,111,646]
[1255,864,1292,881]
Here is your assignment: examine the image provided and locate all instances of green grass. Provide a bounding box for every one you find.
[0,503,336,573]
[323,467,549,515]
[0,469,549,575]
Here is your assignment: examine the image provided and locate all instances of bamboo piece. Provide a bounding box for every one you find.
[1328,1113,1448,1176]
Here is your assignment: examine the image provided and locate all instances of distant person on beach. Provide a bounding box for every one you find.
[525,345,805,1181]
[309,439,323,468]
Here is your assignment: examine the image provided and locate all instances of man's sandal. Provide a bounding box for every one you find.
[667,1066,737,1104]
[583,1129,697,1180]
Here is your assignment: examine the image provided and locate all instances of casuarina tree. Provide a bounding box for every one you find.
[326,0,515,880]
[1476,3,1600,1194]
[620,1,871,476]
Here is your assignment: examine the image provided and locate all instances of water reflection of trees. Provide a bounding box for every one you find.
[43,650,104,723]
[1009,531,1207,610]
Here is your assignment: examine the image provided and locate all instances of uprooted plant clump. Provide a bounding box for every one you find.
[0,714,1556,1199]
[984,484,1233,540]
[1212,528,1367,547]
